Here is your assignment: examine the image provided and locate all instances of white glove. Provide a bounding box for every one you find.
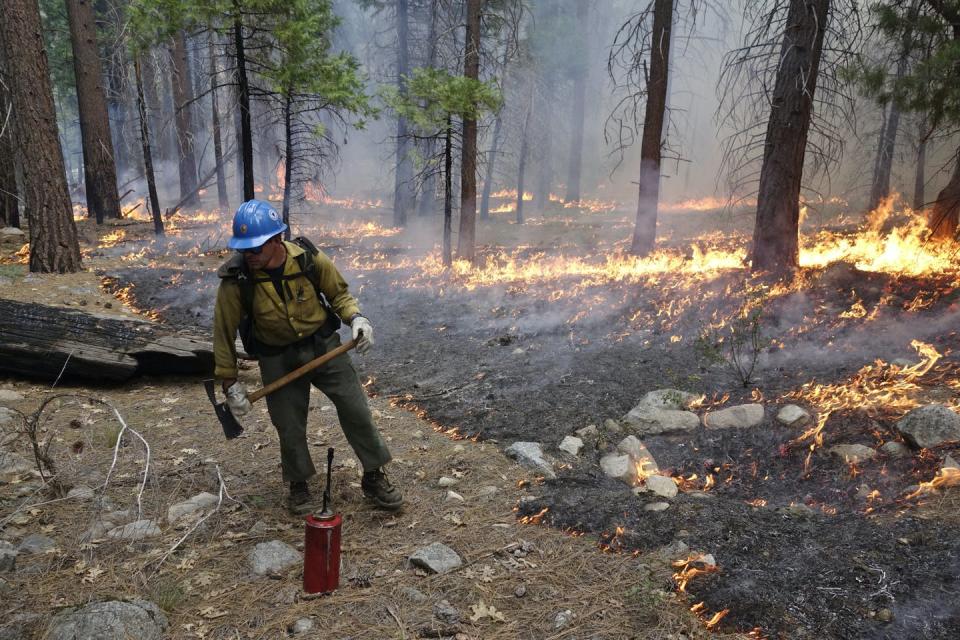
[351,316,374,355]
[225,382,252,416]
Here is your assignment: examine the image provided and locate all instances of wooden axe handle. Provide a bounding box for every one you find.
[248,339,357,404]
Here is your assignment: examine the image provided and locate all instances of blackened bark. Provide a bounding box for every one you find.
[929,148,960,239]
[0,65,18,228]
[171,30,199,208]
[444,116,453,266]
[457,0,482,262]
[393,0,413,227]
[209,33,229,209]
[282,95,293,240]
[134,54,163,236]
[564,0,589,205]
[66,0,121,223]
[914,130,927,211]
[0,0,81,272]
[233,2,254,201]
[629,0,673,256]
[751,0,830,273]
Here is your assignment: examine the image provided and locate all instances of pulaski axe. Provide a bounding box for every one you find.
[204,339,357,439]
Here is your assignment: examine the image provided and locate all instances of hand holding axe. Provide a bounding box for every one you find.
[204,339,357,439]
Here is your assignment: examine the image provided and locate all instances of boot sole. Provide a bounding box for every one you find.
[363,493,404,511]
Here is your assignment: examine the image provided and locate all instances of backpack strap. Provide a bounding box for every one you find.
[292,236,336,314]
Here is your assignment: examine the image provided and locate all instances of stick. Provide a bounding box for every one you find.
[248,340,356,404]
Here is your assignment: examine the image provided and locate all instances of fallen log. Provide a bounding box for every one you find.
[0,299,213,383]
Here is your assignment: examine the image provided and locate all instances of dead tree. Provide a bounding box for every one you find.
[66,0,122,224]
[0,0,81,273]
[564,0,590,206]
[457,0,483,263]
[171,30,200,209]
[233,0,255,201]
[209,32,229,210]
[133,53,163,235]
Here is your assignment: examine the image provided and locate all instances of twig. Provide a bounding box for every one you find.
[385,605,406,640]
[51,351,74,389]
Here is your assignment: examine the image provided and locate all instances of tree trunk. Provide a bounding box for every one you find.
[282,94,293,240]
[66,0,122,224]
[233,1,254,201]
[209,33,229,210]
[134,54,163,236]
[869,101,900,211]
[393,0,413,227]
[564,0,590,205]
[629,0,673,256]
[914,128,927,211]
[417,0,441,218]
[0,0,81,273]
[751,0,830,274]
[444,116,453,267]
[171,30,199,208]
[0,61,19,228]
[929,148,960,240]
[516,87,534,225]
[479,107,504,220]
[457,0,482,262]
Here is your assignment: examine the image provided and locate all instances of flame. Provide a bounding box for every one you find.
[518,507,549,525]
[903,467,960,500]
[490,189,533,201]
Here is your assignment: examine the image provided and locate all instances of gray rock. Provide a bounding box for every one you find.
[558,436,583,456]
[400,586,428,603]
[290,618,314,635]
[409,542,462,574]
[897,404,960,449]
[445,490,464,502]
[829,444,877,464]
[504,442,556,479]
[0,407,17,426]
[554,609,575,629]
[943,455,960,471]
[0,541,16,573]
[107,520,160,541]
[633,389,700,410]
[249,540,300,576]
[658,540,690,558]
[599,453,634,484]
[433,599,460,624]
[644,502,671,512]
[0,390,24,404]
[782,503,816,517]
[603,419,623,435]
[616,436,659,475]
[0,228,25,238]
[621,407,701,436]
[477,485,498,498]
[575,424,598,439]
[0,613,40,640]
[438,476,459,487]
[881,441,911,459]
[777,404,812,427]
[167,492,218,524]
[645,475,679,498]
[45,599,168,640]
[18,534,56,555]
[80,520,115,543]
[704,404,765,429]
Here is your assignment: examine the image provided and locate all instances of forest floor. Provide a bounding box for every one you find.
[2,192,960,639]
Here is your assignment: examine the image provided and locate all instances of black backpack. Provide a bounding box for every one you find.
[229,236,342,356]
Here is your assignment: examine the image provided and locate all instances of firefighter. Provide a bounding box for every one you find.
[212,199,402,514]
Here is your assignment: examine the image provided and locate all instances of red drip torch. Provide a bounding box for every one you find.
[303,447,342,594]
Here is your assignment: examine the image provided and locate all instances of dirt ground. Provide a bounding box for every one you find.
[3,197,960,638]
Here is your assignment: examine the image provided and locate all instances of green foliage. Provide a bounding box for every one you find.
[695,293,770,389]
[383,67,502,131]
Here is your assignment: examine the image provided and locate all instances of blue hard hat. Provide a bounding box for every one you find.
[228,199,287,250]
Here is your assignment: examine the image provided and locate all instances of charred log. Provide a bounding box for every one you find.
[0,299,213,383]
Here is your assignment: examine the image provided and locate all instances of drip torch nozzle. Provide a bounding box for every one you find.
[320,447,334,517]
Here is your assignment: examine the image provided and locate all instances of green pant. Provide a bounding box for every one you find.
[258,332,392,483]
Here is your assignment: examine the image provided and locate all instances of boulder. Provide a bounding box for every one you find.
[704,404,765,429]
[644,502,670,512]
[575,424,598,439]
[599,454,634,484]
[290,618,314,635]
[0,407,17,426]
[18,534,56,555]
[45,599,168,640]
[896,404,960,449]
[249,540,300,576]
[776,404,812,428]
[0,541,16,572]
[645,475,679,498]
[409,542,462,574]
[616,436,659,476]
[558,436,583,456]
[504,442,556,479]
[621,407,700,436]
[829,444,878,464]
[633,389,700,410]
[433,600,460,624]
[167,492,219,525]
[107,520,160,541]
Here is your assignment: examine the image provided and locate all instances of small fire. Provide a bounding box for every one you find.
[519,506,549,525]
[903,467,960,500]
[490,189,533,201]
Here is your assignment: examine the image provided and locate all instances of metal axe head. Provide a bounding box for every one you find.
[203,379,244,439]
